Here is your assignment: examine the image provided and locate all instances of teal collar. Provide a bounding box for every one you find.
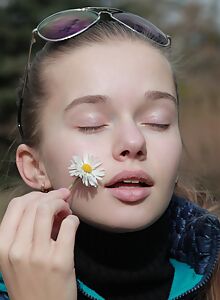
[0,274,6,293]
[77,259,203,300]
[76,259,203,300]
[168,259,202,299]
[0,259,202,300]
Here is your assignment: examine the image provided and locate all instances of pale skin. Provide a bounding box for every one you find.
[0,39,182,300]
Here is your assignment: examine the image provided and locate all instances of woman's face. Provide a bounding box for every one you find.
[39,39,182,232]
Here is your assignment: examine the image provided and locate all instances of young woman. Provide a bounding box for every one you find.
[0,7,219,300]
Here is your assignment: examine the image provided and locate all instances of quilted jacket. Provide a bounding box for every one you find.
[0,195,220,300]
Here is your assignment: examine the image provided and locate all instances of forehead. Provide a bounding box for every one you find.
[43,39,175,106]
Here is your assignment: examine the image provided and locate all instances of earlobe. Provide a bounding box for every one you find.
[16,144,51,190]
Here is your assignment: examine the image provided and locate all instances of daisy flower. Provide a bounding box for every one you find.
[68,154,105,188]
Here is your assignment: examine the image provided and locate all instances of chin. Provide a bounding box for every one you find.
[78,195,169,233]
[87,215,156,233]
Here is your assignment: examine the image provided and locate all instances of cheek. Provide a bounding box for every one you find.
[150,131,182,177]
[41,133,109,188]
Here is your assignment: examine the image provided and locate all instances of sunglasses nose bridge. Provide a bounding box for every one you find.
[98,10,114,21]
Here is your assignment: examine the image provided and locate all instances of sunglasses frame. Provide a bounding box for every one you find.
[17,7,171,139]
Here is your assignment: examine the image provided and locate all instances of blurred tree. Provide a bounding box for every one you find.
[0,0,108,123]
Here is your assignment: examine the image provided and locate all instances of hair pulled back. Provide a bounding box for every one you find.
[17,21,172,147]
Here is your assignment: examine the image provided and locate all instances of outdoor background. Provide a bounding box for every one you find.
[0,0,220,217]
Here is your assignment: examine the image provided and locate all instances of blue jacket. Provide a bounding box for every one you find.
[0,195,220,299]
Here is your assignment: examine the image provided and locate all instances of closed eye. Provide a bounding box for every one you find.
[141,123,170,130]
[78,125,107,133]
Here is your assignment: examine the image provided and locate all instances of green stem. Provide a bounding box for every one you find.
[68,177,80,190]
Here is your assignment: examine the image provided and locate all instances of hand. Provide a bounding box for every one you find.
[0,188,80,300]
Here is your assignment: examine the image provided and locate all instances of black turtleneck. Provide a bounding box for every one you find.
[74,210,174,300]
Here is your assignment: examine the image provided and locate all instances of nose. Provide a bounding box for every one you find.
[112,121,147,162]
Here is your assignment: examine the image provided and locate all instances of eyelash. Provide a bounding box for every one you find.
[77,123,169,134]
[78,125,106,133]
[142,123,170,130]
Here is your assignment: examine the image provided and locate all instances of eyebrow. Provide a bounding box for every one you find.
[64,95,108,112]
[145,90,177,104]
[64,90,177,112]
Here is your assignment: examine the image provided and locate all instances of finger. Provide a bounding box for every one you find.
[42,188,71,202]
[55,215,80,263]
[0,192,41,247]
[32,197,72,249]
[51,209,72,241]
[11,201,38,247]
[0,189,70,257]
[0,188,70,240]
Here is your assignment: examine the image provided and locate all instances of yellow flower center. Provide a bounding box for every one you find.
[82,163,93,173]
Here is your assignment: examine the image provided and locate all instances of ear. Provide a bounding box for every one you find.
[16,144,51,191]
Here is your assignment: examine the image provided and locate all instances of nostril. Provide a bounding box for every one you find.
[120,150,145,158]
[137,150,144,156]
[121,150,129,157]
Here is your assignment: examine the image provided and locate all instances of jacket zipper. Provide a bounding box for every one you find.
[78,288,97,300]
[173,233,220,300]
[77,249,218,300]
[77,280,105,300]
[77,229,220,300]
[78,290,98,300]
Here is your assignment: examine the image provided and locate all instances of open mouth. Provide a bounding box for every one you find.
[104,171,154,202]
[106,179,150,188]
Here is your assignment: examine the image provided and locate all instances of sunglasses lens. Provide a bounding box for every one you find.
[114,12,169,46]
[38,10,98,40]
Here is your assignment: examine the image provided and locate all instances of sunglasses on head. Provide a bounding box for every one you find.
[17,7,171,139]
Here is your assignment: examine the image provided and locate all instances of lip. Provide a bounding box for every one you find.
[105,170,154,187]
[104,170,154,203]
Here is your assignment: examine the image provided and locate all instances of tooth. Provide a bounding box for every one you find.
[122,180,140,184]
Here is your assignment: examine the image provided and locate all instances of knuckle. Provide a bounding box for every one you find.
[8,192,42,209]
[8,197,22,209]
[8,246,25,264]
[29,191,42,196]
[50,256,66,273]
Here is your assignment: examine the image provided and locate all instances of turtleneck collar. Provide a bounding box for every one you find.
[74,209,174,300]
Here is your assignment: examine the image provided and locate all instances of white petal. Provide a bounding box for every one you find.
[90,181,98,187]
[94,176,103,182]
[73,158,83,171]
[88,175,98,187]
[69,170,79,177]
[89,154,97,166]
[93,169,105,177]
[68,165,78,171]
[73,156,83,165]
[93,161,102,169]
[68,162,76,169]
[69,168,78,174]
[83,153,90,164]
[83,174,89,186]
[89,174,97,183]
[78,170,84,178]
[81,176,86,186]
